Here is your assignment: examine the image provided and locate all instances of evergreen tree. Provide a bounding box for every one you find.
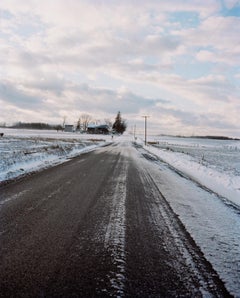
[112,111,127,134]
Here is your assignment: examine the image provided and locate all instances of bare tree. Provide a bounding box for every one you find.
[94,119,101,125]
[104,118,113,129]
[81,114,92,132]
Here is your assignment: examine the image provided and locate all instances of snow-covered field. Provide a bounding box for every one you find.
[0,128,112,183]
[140,135,240,208]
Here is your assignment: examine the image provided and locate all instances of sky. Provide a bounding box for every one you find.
[0,0,240,137]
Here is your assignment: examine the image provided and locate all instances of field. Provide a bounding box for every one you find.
[144,135,240,207]
[0,128,111,182]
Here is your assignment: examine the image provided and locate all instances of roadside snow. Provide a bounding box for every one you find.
[140,156,240,297]
[137,136,240,208]
[0,128,111,182]
[133,135,240,295]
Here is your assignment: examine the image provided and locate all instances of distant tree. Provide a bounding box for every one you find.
[76,117,81,131]
[81,113,92,132]
[11,122,55,130]
[94,119,101,125]
[112,111,127,134]
[55,124,63,132]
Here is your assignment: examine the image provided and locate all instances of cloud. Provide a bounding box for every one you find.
[148,105,239,137]
[117,70,236,107]
[0,80,44,109]
[0,77,169,123]
[0,0,239,136]
[65,83,169,115]
[175,16,240,66]
[223,0,240,9]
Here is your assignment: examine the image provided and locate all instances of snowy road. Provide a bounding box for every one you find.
[0,142,236,297]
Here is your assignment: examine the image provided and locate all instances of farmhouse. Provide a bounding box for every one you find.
[87,124,110,134]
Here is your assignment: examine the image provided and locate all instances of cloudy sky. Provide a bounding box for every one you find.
[0,0,239,136]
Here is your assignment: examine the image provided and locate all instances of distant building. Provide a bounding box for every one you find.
[64,125,74,132]
[87,124,110,134]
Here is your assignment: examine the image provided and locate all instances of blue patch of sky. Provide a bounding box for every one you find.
[221,1,240,17]
[14,24,42,39]
[230,67,240,85]
[168,11,200,29]
[0,9,13,19]
[0,9,13,39]
[144,56,159,65]
[173,54,212,80]
[1,9,45,39]
[14,15,45,39]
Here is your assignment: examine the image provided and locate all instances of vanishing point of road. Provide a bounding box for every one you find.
[0,142,231,297]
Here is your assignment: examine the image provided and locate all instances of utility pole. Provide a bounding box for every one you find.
[142,116,149,146]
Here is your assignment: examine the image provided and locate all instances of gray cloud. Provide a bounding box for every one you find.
[23,75,66,96]
[0,78,170,122]
[68,83,170,114]
[158,106,238,130]
[0,81,44,109]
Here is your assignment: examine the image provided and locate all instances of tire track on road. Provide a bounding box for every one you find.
[103,154,128,297]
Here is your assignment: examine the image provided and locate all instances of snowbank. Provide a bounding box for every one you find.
[138,136,240,208]
[0,128,111,183]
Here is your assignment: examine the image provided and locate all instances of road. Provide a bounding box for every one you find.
[0,142,231,297]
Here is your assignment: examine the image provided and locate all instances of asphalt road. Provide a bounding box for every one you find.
[0,142,231,297]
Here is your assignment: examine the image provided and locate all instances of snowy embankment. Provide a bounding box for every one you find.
[138,136,240,208]
[0,128,111,183]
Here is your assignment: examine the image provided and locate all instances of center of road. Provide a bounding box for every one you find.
[103,154,128,296]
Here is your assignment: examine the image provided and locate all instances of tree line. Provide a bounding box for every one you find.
[11,122,59,130]
[8,111,127,134]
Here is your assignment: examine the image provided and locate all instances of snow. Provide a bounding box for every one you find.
[1,130,240,295]
[138,135,240,208]
[138,155,240,297]
[132,136,240,297]
[0,128,112,182]
[104,157,127,296]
